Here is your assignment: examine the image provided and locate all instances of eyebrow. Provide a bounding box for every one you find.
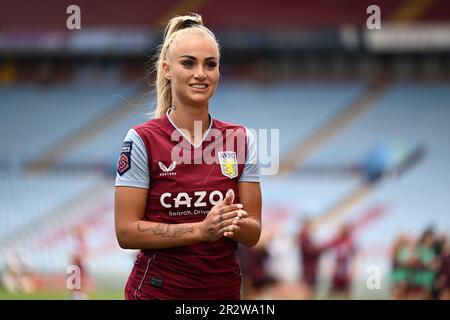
[178,55,217,61]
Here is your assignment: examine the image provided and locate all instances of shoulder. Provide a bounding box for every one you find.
[129,117,173,145]
[213,119,256,144]
[133,117,166,135]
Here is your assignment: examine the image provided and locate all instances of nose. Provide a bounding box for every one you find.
[193,65,207,80]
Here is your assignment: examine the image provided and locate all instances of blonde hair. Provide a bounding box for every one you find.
[153,13,220,119]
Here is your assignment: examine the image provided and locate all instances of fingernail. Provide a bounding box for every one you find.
[237,204,243,209]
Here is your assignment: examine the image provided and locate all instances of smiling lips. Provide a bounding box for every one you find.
[189,83,209,90]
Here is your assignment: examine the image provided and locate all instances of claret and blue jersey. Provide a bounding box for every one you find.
[115,111,260,299]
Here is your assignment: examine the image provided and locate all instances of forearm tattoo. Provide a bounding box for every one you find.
[137,222,194,238]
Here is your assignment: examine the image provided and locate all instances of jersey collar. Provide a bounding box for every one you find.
[165,109,214,149]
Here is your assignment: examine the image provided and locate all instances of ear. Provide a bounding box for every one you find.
[163,60,171,81]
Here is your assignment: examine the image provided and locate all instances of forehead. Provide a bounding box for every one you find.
[168,29,219,60]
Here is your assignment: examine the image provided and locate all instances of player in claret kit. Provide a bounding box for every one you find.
[114,13,262,300]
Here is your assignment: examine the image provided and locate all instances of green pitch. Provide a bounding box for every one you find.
[0,290,124,300]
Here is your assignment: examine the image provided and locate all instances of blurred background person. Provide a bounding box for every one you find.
[297,217,342,298]
[409,228,438,299]
[328,224,356,299]
[437,236,450,300]
[297,217,323,298]
[390,234,414,300]
[238,229,277,300]
[0,249,35,294]
[68,225,91,300]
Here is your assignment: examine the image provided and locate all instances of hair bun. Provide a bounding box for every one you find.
[180,19,199,30]
[163,14,203,41]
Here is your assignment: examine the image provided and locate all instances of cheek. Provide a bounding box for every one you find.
[171,69,189,87]
[208,70,220,85]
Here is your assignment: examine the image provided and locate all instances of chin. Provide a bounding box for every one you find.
[188,95,212,105]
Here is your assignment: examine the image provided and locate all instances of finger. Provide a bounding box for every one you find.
[224,225,241,237]
[225,189,235,205]
[218,204,243,215]
[237,210,248,219]
[220,216,242,228]
[219,222,237,234]
[219,218,238,230]
[221,209,247,221]
[217,189,235,208]
[227,209,248,220]
[232,217,244,225]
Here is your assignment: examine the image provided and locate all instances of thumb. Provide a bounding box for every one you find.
[223,189,235,205]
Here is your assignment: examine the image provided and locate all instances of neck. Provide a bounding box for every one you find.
[168,103,211,145]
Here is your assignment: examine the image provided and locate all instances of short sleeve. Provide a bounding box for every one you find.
[239,127,260,182]
[115,129,150,189]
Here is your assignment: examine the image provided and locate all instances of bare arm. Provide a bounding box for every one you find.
[114,186,245,250]
[226,182,262,247]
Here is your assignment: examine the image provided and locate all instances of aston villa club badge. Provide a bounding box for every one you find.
[117,141,132,176]
[218,151,238,179]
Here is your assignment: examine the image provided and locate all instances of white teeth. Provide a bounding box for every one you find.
[191,84,207,89]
